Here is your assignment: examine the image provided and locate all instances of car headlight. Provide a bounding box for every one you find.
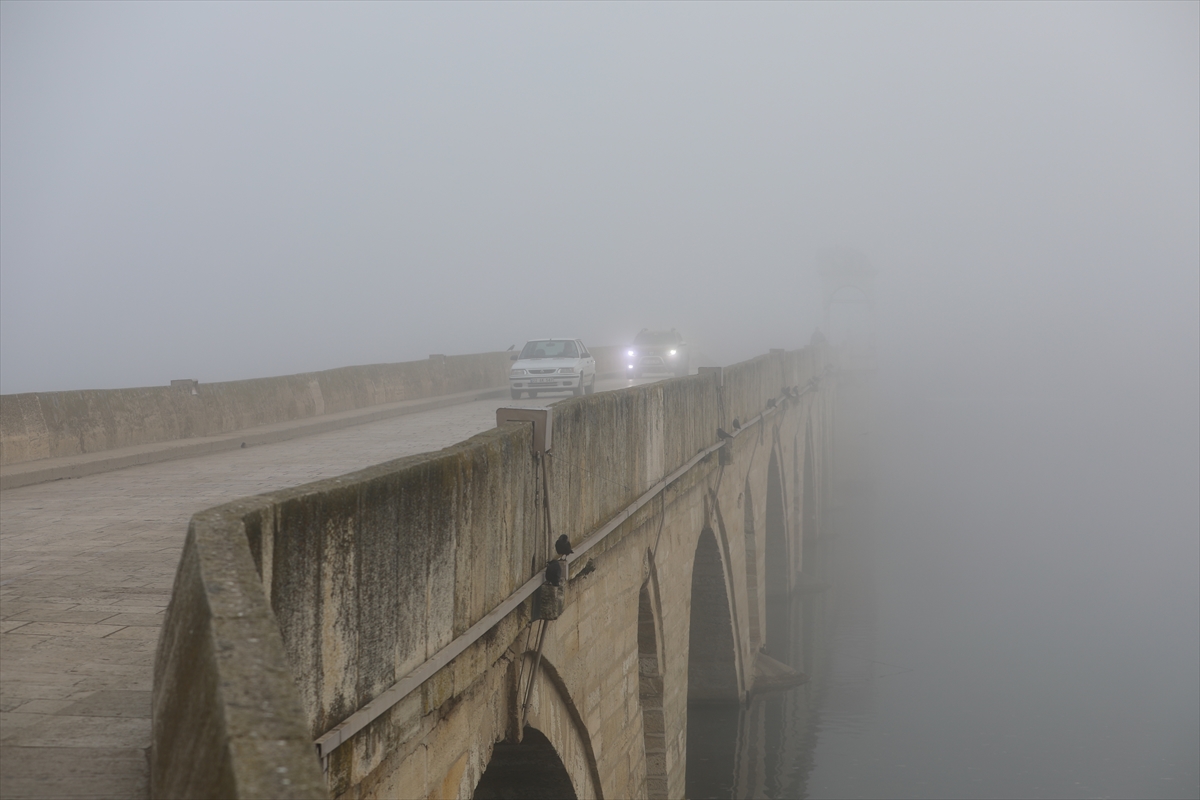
[627,350,635,356]
[669,349,677,356]
[557,368,577,375]
[510,369,526,377]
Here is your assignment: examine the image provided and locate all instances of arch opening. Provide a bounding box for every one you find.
[801,422,818,580]
[687,528,738,702]
[793,433,802,577]
[473,726,577,800]
[686,527,740,798]
[764,450,790,659]
[742,481,762,649]
[638,581,668,799]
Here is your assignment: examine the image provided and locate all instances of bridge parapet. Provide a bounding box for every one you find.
[152,344,835,799]
[0,352,505,466]
[2,347,632,467]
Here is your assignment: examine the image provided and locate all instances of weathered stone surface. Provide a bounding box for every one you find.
[0,745,148,799]
[0,353,508,466]
[57,690,151,719]
[1,347,630,469]
[749,650,809,694]
[151,509,326,799]
[147,344,837,800]
[534,583,565,620]
[1,370,638,800]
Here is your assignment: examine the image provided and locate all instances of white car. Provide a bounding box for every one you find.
[509,339,597,399]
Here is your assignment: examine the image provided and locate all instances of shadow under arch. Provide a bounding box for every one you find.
[687,526,740,702]
[474,726,577,800]
[742,479,762,649]
[801,416,818,580]
[764,447,790,659]
[494,652,603,800]
[686,526,742,798]
[638,549,669,799]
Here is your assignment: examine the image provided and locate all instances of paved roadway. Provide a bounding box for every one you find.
[0,377,649,800]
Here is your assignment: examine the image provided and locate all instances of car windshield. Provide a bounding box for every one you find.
[519,340,579,359]
[634,331,679,346]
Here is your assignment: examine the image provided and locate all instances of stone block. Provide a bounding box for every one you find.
[421,667,455,717]
[228,737,329,800]
[0,745,148,800]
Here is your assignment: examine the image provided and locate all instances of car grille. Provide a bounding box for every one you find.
[528,369,557,374]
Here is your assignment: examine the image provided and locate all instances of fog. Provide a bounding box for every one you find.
[2,3,1197,797]
[3,2,1194,394]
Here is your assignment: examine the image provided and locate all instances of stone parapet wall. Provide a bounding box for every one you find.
[151,344,830,799]
[0,352,514,466]
[153,503,329,800]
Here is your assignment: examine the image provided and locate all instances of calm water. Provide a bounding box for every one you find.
[688,386,1200,799]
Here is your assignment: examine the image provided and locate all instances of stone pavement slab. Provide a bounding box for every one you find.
[59,690,151,719]
[0,746,148,799]
[0,377,640,799]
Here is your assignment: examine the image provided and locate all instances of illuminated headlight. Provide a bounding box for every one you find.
[669,349,677,356]
[557,368,577,375]
[627,364,634,369]
[627,350,635,356]
[510,369,526,377]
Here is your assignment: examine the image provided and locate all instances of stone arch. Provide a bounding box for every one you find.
[502,653,603,800]
[742,479,762,649]
[764,447,790,658]
[474,726,577,800]
[638,573,668,799]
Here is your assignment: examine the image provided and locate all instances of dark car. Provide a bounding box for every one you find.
[625,329,689,379]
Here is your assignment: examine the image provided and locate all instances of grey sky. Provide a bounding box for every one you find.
[1,1,1196,393]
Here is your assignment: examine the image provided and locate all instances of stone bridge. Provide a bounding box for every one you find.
[147,344,840,799]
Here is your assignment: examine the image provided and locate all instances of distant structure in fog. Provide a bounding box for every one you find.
[817,248,875,343]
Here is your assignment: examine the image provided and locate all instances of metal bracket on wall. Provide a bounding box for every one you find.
[496,407,553,454]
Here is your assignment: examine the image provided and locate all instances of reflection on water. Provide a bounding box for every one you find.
[686,703,741,799]
[686,523,843,800]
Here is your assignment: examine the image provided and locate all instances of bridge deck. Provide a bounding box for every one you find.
[0,378,637,800]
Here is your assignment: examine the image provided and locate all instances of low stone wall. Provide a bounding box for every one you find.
[153,504,328,799]
[0,352,512,466]
[151,345,829,799]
